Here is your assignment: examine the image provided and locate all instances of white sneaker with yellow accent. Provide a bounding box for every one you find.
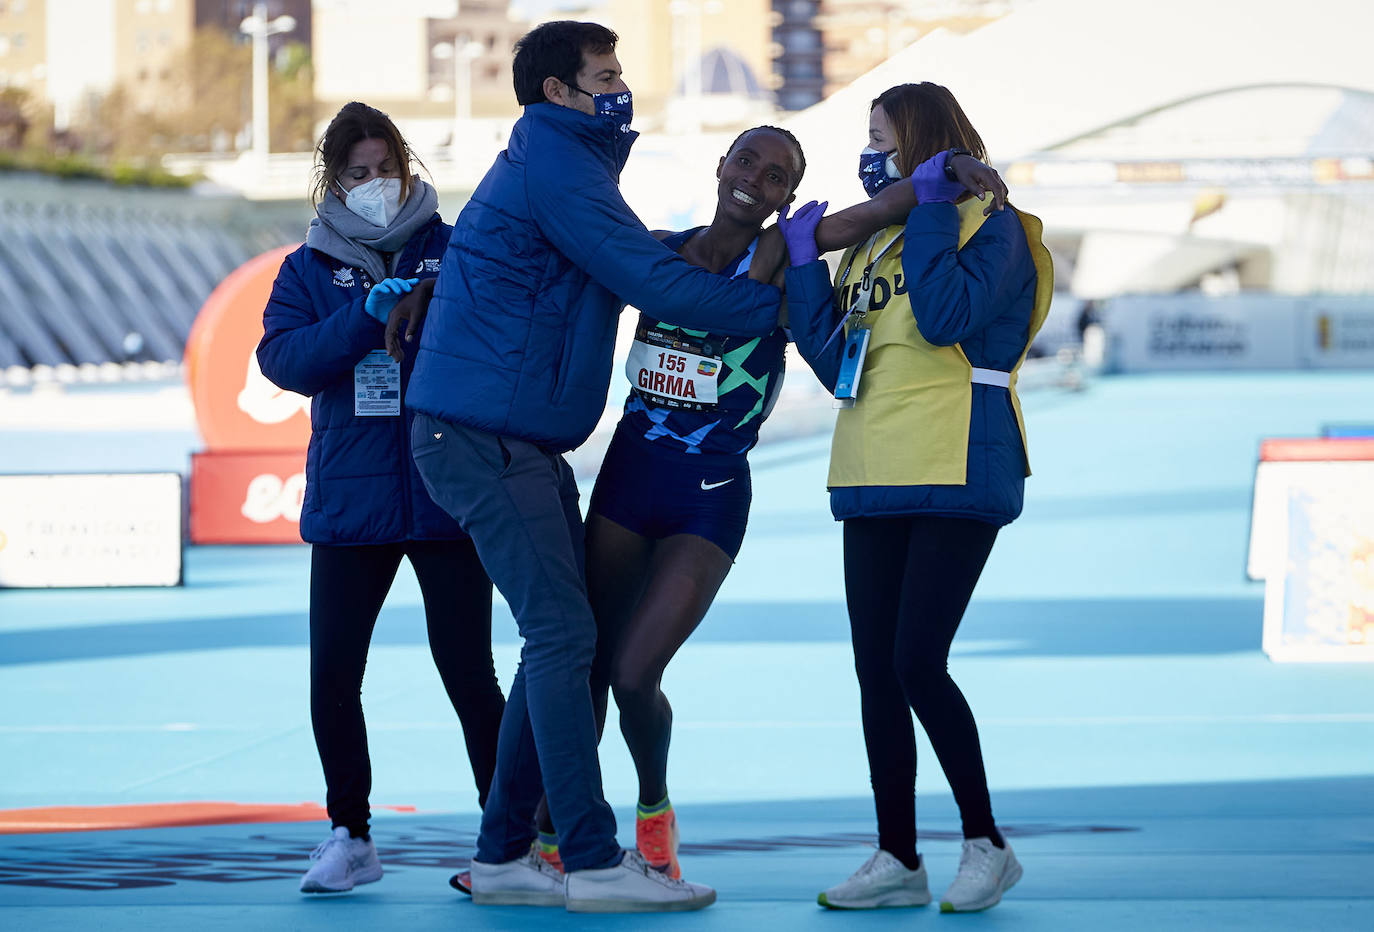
[939,837,1022,912]
[817,849,931,909]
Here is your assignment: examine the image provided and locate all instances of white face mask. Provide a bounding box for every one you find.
[342,176,402,227]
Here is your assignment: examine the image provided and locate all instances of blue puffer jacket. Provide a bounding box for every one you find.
[793,203,1039,526]
[256,216,466,545]
[406,102,783,453]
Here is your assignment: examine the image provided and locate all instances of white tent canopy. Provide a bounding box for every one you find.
[784,0,1374,196]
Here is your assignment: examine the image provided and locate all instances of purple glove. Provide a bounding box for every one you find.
[910,151,965,204]
[777,200,828,267]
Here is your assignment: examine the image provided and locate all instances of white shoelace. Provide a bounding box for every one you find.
[309,836,342,862]
[848,850,889,881]
[955,842,998,884]
[523,850,563,878]
[624,851,686,887]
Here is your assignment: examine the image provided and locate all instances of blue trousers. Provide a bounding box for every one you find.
[411,413,620,871]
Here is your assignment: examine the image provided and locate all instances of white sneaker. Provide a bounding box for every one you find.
[469,849,566,906]
[817,849,931,909]
[564,849,715,913]
[299,826,383,893]
[939,837,1022,912]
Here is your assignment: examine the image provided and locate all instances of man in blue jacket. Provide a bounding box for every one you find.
[405,21,783,912]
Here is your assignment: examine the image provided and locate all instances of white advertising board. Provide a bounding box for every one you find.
[1262,479,1374,662]
[1306,298,1374,368]
[1105,295,1305,371]
[0,473,183,588]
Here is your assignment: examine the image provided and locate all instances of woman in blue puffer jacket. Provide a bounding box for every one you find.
[256,102,504,896]
[791,82,1053,915]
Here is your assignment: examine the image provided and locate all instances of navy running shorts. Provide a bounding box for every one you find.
[588,425,752,559]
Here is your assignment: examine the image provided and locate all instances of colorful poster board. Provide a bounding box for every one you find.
[1248,437,1374,661]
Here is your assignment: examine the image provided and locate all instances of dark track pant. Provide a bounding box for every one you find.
[310,538,503,835]
[842,515,1000,862]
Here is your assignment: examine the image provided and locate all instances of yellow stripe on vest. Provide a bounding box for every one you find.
[827,201,1053,489]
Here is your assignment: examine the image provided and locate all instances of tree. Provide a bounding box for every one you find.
[0,88,31,150]
[270,42,317,153]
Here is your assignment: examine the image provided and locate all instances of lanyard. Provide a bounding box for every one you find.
[822,229,903,351]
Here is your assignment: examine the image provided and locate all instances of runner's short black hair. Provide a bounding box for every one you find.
[725,125,807,194]
[512,21,618,106]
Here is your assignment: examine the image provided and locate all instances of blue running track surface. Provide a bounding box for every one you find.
[2,371,1373,930]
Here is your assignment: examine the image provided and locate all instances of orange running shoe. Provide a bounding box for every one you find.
[636,804,681,879]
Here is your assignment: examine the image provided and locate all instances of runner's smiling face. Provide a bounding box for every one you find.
[715,129,798,227]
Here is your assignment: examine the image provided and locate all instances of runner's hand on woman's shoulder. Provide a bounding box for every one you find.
[385,278,436,363]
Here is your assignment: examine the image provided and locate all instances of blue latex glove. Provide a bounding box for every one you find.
[910,151,965,205]
[363,277,420,324]
[777,200,828,267]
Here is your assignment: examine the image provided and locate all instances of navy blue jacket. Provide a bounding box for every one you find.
[406,102,783,453]
[256,216,466,544]
[792,203,1038,526]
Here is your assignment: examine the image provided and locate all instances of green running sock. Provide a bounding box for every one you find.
[636,795,672,819]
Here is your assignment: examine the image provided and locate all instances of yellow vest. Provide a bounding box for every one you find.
[828,201,1054,488]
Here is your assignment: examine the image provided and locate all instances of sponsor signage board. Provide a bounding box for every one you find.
[0,473,183,588]
[1261,479,1374,662]
[1106,295,1374,372]
[190,452,306,545]
[184,244,313,545]
[1106,295,1304,371]
[1307,298,1374,368]
[1246,438,1374,581]
[1246,437,1374,662]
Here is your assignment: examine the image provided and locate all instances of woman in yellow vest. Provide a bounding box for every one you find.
[790,82,1053,914]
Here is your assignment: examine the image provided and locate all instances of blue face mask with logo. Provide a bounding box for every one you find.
[573,85,634,135]
[858,146,901,198]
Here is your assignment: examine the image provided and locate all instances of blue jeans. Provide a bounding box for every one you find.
[411,413,620,872]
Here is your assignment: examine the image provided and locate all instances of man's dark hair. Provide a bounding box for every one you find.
[512,21,618,106]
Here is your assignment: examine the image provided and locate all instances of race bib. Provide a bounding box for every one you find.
[354,350,400,416]
[626,325,721,411]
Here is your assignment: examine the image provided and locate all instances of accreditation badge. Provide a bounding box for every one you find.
[626,324,722,411]
[354,349,400,416]
[833,326,871,409]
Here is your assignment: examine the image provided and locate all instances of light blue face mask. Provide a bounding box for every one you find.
[858,146,901,198]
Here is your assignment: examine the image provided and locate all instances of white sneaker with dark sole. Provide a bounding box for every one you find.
[299,827,383,893]
[565,849,715,913]
[469,849,566,906]
[817,849,931,909]
[939,837,1022,912]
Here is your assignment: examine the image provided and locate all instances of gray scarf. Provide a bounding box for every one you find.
[306,179,440,284]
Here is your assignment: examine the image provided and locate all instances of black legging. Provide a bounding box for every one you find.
[310,539,504,836]
[843,515,1000,865]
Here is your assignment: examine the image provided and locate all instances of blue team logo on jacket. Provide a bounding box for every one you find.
[332,267,355,288]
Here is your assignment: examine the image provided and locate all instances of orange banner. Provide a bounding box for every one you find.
[189,451,307,544]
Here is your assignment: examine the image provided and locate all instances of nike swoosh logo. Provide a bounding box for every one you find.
[433,433,443,439]
[700,478,735,491]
